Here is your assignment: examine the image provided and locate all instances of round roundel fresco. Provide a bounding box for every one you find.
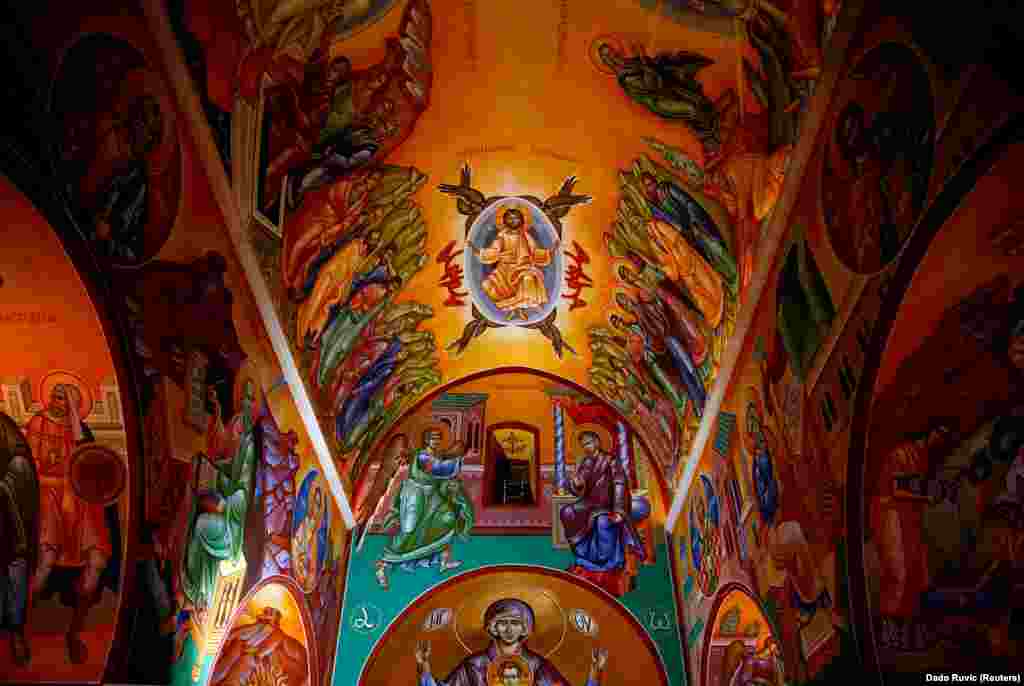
[463,199,564,327]
[821,42,935,274]
[51,33,182,268]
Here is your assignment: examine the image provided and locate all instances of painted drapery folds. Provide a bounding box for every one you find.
[235,0,440,486]
[0,178,129,681]
[669,2,1024,684]
[6,0,1024,684]
[339,370,684,686]
[587,0,824,475]
[0,3,353,683]
[221,0,843,496]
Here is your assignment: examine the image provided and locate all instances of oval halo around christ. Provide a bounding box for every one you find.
[464,199,563,326]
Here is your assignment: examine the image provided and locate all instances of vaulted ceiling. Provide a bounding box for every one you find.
[3,0,846,528]
[156,0,844,525]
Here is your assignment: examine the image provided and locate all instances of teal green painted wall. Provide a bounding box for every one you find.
[333,535,687,686]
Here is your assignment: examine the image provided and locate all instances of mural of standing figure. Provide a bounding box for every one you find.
[25,379,109,664]
[0,412,39,666]
[182,380,261,610]
[292,471,329,593]
[559,430,646,597]
[375,426,474,589]
[414,598,609,686]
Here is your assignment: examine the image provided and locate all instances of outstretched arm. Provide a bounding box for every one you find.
[416,640,434,686]
[416,641,461,686]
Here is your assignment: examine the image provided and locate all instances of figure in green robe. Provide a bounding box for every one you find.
[374,428,474,589]
[599,42,721,151]
[182,381,259,610]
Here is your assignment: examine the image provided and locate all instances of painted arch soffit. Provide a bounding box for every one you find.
[172,0,843,499]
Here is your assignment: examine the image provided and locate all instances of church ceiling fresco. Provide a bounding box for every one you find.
[165,0,845,502]
[4,0,1024,685]
[333,368,686,686]
[665,2,1024,683]
[0,3,369,680]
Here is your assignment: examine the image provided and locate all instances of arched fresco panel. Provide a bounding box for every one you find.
[855,141,1024,675]
[205,578,316,686]
[51,31,183,267]
[6,0,1024,684]
[145,0,847,497]
[0,176,129,682]
[357,566,671,686]
[335,369,684,686]
[702,585,784,686]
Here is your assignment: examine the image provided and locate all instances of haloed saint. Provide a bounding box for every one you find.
[465,201,563,326]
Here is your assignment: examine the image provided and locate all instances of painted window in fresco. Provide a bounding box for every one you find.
[342,372,686,686]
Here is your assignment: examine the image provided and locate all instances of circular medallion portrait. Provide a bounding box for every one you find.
[51,33,181,268]
[463,199,564,327]
[821,42,934,274]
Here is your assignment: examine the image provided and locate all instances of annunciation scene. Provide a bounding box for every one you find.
[0,0,1020,684]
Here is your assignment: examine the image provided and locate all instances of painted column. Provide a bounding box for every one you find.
[554,402,566,493]
[616,420,632,485]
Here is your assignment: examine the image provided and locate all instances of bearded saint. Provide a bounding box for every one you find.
[295,230,383,348]
[210,606,308,686]
[472,206,559,321]
[280,169,383,302]
[25,381,111,664]
[646,217,725,330]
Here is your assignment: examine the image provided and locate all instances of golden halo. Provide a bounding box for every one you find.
[573,424,614,455]
[589,34,626,76]
[39,371,93,420]
[496,202,532,231]
[452,587,567,658]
